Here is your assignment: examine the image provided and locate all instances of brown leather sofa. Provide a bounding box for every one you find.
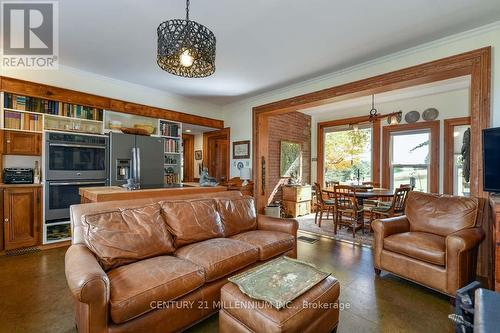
[372,191,485,297]
[65,191,298,333]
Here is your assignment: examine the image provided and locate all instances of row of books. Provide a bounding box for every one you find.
[4,93,103,121]
[164,172,180,184]
[165,139,181,153]
[159,121,180,137]
[4,111,42,131]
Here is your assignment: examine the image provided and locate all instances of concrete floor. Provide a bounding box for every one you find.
[0,233,454,333]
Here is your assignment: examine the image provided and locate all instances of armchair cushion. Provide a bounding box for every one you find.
[384,232,446,266]
[406,192,478,237]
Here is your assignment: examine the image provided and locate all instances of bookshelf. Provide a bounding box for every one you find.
[159,119,183,184]
[1,92,104,134]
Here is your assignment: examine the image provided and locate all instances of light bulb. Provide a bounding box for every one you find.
[179,49,194,67]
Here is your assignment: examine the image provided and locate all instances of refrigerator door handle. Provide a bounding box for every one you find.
[132,147,141,184]
[136,147,141,184]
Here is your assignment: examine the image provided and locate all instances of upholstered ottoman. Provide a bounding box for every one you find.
[219,276,340,333]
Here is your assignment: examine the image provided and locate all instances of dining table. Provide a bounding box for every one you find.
[323,187,394,206]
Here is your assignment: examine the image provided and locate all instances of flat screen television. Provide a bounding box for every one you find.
[483,127,500,192]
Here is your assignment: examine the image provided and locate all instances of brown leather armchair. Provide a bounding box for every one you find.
[372,191,485,296]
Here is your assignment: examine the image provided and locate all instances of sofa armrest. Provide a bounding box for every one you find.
[65,244,109,333]
[257,214,298,236]
[257,214,298,258]
[445,227,485,295]
[372,215,410,269]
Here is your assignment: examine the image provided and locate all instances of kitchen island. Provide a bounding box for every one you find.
[79,183,227,203]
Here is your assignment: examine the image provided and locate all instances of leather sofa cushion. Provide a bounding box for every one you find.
[160,199,224,247]
[175,238,259,282]
[406,191,478,237]
[217,197,257,236]
[230,230,294,260]
[107,256,205,324]
[82,203,175,271]
[384,232,446,266]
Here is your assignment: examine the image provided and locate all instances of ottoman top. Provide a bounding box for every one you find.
[228,256,330,309]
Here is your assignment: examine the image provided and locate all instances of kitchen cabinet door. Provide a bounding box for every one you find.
[3,187,40,250]
[4,130,41,156]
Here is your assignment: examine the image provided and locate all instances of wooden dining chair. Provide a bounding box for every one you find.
[333,185,364,237]
[368,186,411,228]
[313,182,335,227]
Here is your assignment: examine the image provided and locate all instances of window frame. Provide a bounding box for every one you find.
[382,121,440,193]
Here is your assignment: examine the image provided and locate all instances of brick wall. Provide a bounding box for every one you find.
[267,112,311,203]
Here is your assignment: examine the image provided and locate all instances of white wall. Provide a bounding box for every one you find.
[309,88,470,193]
[223,22,500,178]
[0,65,223,120]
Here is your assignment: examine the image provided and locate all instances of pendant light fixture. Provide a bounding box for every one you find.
[368,94,402,125]
[157,0,216,78]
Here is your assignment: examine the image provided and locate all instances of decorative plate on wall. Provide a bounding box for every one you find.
[404,111,420,123]
[422,108,439,121]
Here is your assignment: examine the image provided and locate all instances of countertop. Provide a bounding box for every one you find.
[79,182,227,203]
[0,183,42,188]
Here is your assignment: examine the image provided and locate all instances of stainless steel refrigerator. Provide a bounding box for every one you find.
[109,132,164,186]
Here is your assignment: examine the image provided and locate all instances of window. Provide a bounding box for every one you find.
[323,123,372,184]
[382,121,439,193]
[390,131,430,192]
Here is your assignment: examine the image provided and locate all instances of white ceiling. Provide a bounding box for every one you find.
[59,0,500,105]
[301,76,471,116]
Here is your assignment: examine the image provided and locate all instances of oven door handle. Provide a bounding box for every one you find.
[49,181,107,186]
[48,143,107,149]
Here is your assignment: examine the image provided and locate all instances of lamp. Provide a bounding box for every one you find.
[157,0,216,78]
[240,168,252,186]
[368,94,402,125]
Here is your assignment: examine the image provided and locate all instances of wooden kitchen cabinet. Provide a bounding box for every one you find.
[3,130,41,156]
[3,186,41,250]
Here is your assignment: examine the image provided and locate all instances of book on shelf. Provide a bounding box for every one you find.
[159,121,180,137]
[164,139,180,153]
[4,111,21,129]
[4,93,103,121]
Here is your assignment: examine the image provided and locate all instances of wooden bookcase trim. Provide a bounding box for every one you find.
[0,76,224,129]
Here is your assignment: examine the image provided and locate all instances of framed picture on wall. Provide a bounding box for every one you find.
[280,140,302,178]
[195,150,203,160]
[233,140,250,159]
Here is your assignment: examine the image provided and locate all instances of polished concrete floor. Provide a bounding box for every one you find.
[0,233,454,333]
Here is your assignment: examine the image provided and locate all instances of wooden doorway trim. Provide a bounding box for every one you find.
[253,47,490,214]
[182,134,195,182]
[381,121,440,193]
[317,115,380,186]
[203,128,230,182]
[443,117,471,195]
